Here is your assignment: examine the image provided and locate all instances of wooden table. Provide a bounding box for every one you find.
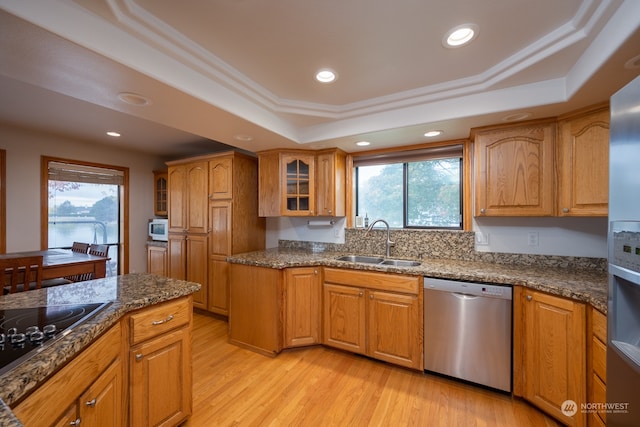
[0,249,109,281]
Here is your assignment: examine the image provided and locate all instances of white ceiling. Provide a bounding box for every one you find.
[1,0,639,158]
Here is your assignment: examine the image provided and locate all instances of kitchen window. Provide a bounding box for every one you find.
[354,144,463,229]
[41,157,129,276]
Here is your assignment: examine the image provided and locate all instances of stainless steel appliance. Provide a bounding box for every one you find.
[608,75,640,426]
[423,277,512,392]
[0,302,109,375]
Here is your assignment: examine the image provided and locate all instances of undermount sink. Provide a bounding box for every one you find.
[335,255,384,264]
[379,259,421,267]
[335,255,421,267]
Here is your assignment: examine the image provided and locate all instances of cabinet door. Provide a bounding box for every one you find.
[78,358,123,427]
[368,290,421,369]
[147,245,167,276]
[186,234,208,309]
[185,161,209,233]
[209,157,233,200]
[285,267,321,348]
[52,404,78,427]
[153,170,168,217]
[208,201,231,314]
[475,122,555,216]
[523,290,586,427]
[167,234,186,280]
[316,150,346,217]
[323,283,366,354]
[130,328,192,427]
[281,153,315,216]
[558,108,609,216]
[167,166,187,233]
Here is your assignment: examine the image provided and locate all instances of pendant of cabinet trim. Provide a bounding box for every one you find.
[258,149,346,217]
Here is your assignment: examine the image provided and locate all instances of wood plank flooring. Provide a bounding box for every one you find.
[184,313,561,427]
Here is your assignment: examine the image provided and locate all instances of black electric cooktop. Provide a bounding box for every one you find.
[0,302,110,376]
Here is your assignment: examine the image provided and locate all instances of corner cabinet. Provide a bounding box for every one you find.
[474,121,556,216]
[322,268,423,370]
[557,105,609,217]
[258,149,346,217]
[515,288,586,427]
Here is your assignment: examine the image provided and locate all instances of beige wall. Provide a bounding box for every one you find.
[0,123,166,273]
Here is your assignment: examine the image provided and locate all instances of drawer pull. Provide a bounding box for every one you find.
[70,419,81,426]
[85,398,97,407]
[136,353,143,361]
[152,314,174,325]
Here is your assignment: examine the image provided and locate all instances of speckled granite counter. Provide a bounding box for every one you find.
[227,248,608,313]
[0,273,200,427]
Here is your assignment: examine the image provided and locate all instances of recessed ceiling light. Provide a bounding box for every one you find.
[106,131,121,137]
[443,24,478,48]
[233,134,253,142]
[355,141,371,146]
[316,68,337,83]
[502,112,532,122]
[117,92,152,106]
[424,130,443,137]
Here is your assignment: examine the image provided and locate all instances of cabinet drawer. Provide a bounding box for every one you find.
[592,308,607,343]
[130,297,190,345]
[323,268,420,294]
[592,335,607,382]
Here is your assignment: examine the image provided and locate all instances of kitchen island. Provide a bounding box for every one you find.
[0,273,200,426]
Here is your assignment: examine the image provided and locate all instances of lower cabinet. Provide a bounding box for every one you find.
[322,268,423,370]
[128,296,193,427]
[147,244,168,276]
[13,324,124,427]
[515,288,587,427]
[588,307,607,427]
[284,267,321,348]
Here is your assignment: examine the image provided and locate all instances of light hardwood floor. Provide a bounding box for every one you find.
[185,313,561,427]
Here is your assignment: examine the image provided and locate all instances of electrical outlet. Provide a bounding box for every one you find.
[475,232,489,245]
[528,231,539,247]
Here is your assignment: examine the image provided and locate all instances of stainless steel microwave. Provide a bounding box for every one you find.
[148,218,168,241]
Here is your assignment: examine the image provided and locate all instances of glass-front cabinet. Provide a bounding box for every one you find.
[153,170,168,216]
[284,155,313,214]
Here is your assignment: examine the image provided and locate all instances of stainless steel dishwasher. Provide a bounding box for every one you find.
[423,277,512,392]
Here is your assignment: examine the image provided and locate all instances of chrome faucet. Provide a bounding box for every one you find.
[365,219,395,257]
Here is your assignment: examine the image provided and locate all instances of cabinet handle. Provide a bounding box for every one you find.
[69,419,81,426]
[327,209,332,214]
[480,208,486,214]
[136,353,143,361]
[358,291,363,297]
[563,208,569,213]
[526,295,533,301]
[85,398,97,407]
[369,294,374,300]
[313,270,318,275]
[152,314,174,325]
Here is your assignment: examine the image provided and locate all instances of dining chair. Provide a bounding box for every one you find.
[69,244,111,282]
[71,242,90,253]
[1,255,44,294]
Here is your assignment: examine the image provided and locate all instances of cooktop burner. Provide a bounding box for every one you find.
[0,302,110,376]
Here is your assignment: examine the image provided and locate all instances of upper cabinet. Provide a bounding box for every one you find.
[167,161,209,234]
[153,170,168,217]
[258,149,346,217]
[557,105,609,217]
[474,121,556,216]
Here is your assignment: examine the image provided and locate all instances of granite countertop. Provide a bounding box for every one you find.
[0,273,200,426]
[227,248,608,313]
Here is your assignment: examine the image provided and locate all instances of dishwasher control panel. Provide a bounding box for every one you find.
[423,277,512,300]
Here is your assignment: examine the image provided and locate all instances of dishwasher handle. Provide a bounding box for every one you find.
[453,292,480,300]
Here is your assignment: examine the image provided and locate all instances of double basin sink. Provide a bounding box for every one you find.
[335,255,421,267]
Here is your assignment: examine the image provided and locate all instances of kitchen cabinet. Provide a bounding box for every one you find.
[153,170,168,217]
[167,152,265,314]
[315,149,346,217]
[284,267,321,348]
[474,121,556,216]
[322,268,422,370]
[147,244,168,276]
[587,307,607,427]
[516,288,586,427]
[229,263,283,356]
[259,150,316,216]
[128,296,193,427]
[258,148,346,217]
[557,105,609,217]
[13,323,124,427]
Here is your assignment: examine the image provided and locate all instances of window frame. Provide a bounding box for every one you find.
[40,156,130,274]
[347,140,472,231]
